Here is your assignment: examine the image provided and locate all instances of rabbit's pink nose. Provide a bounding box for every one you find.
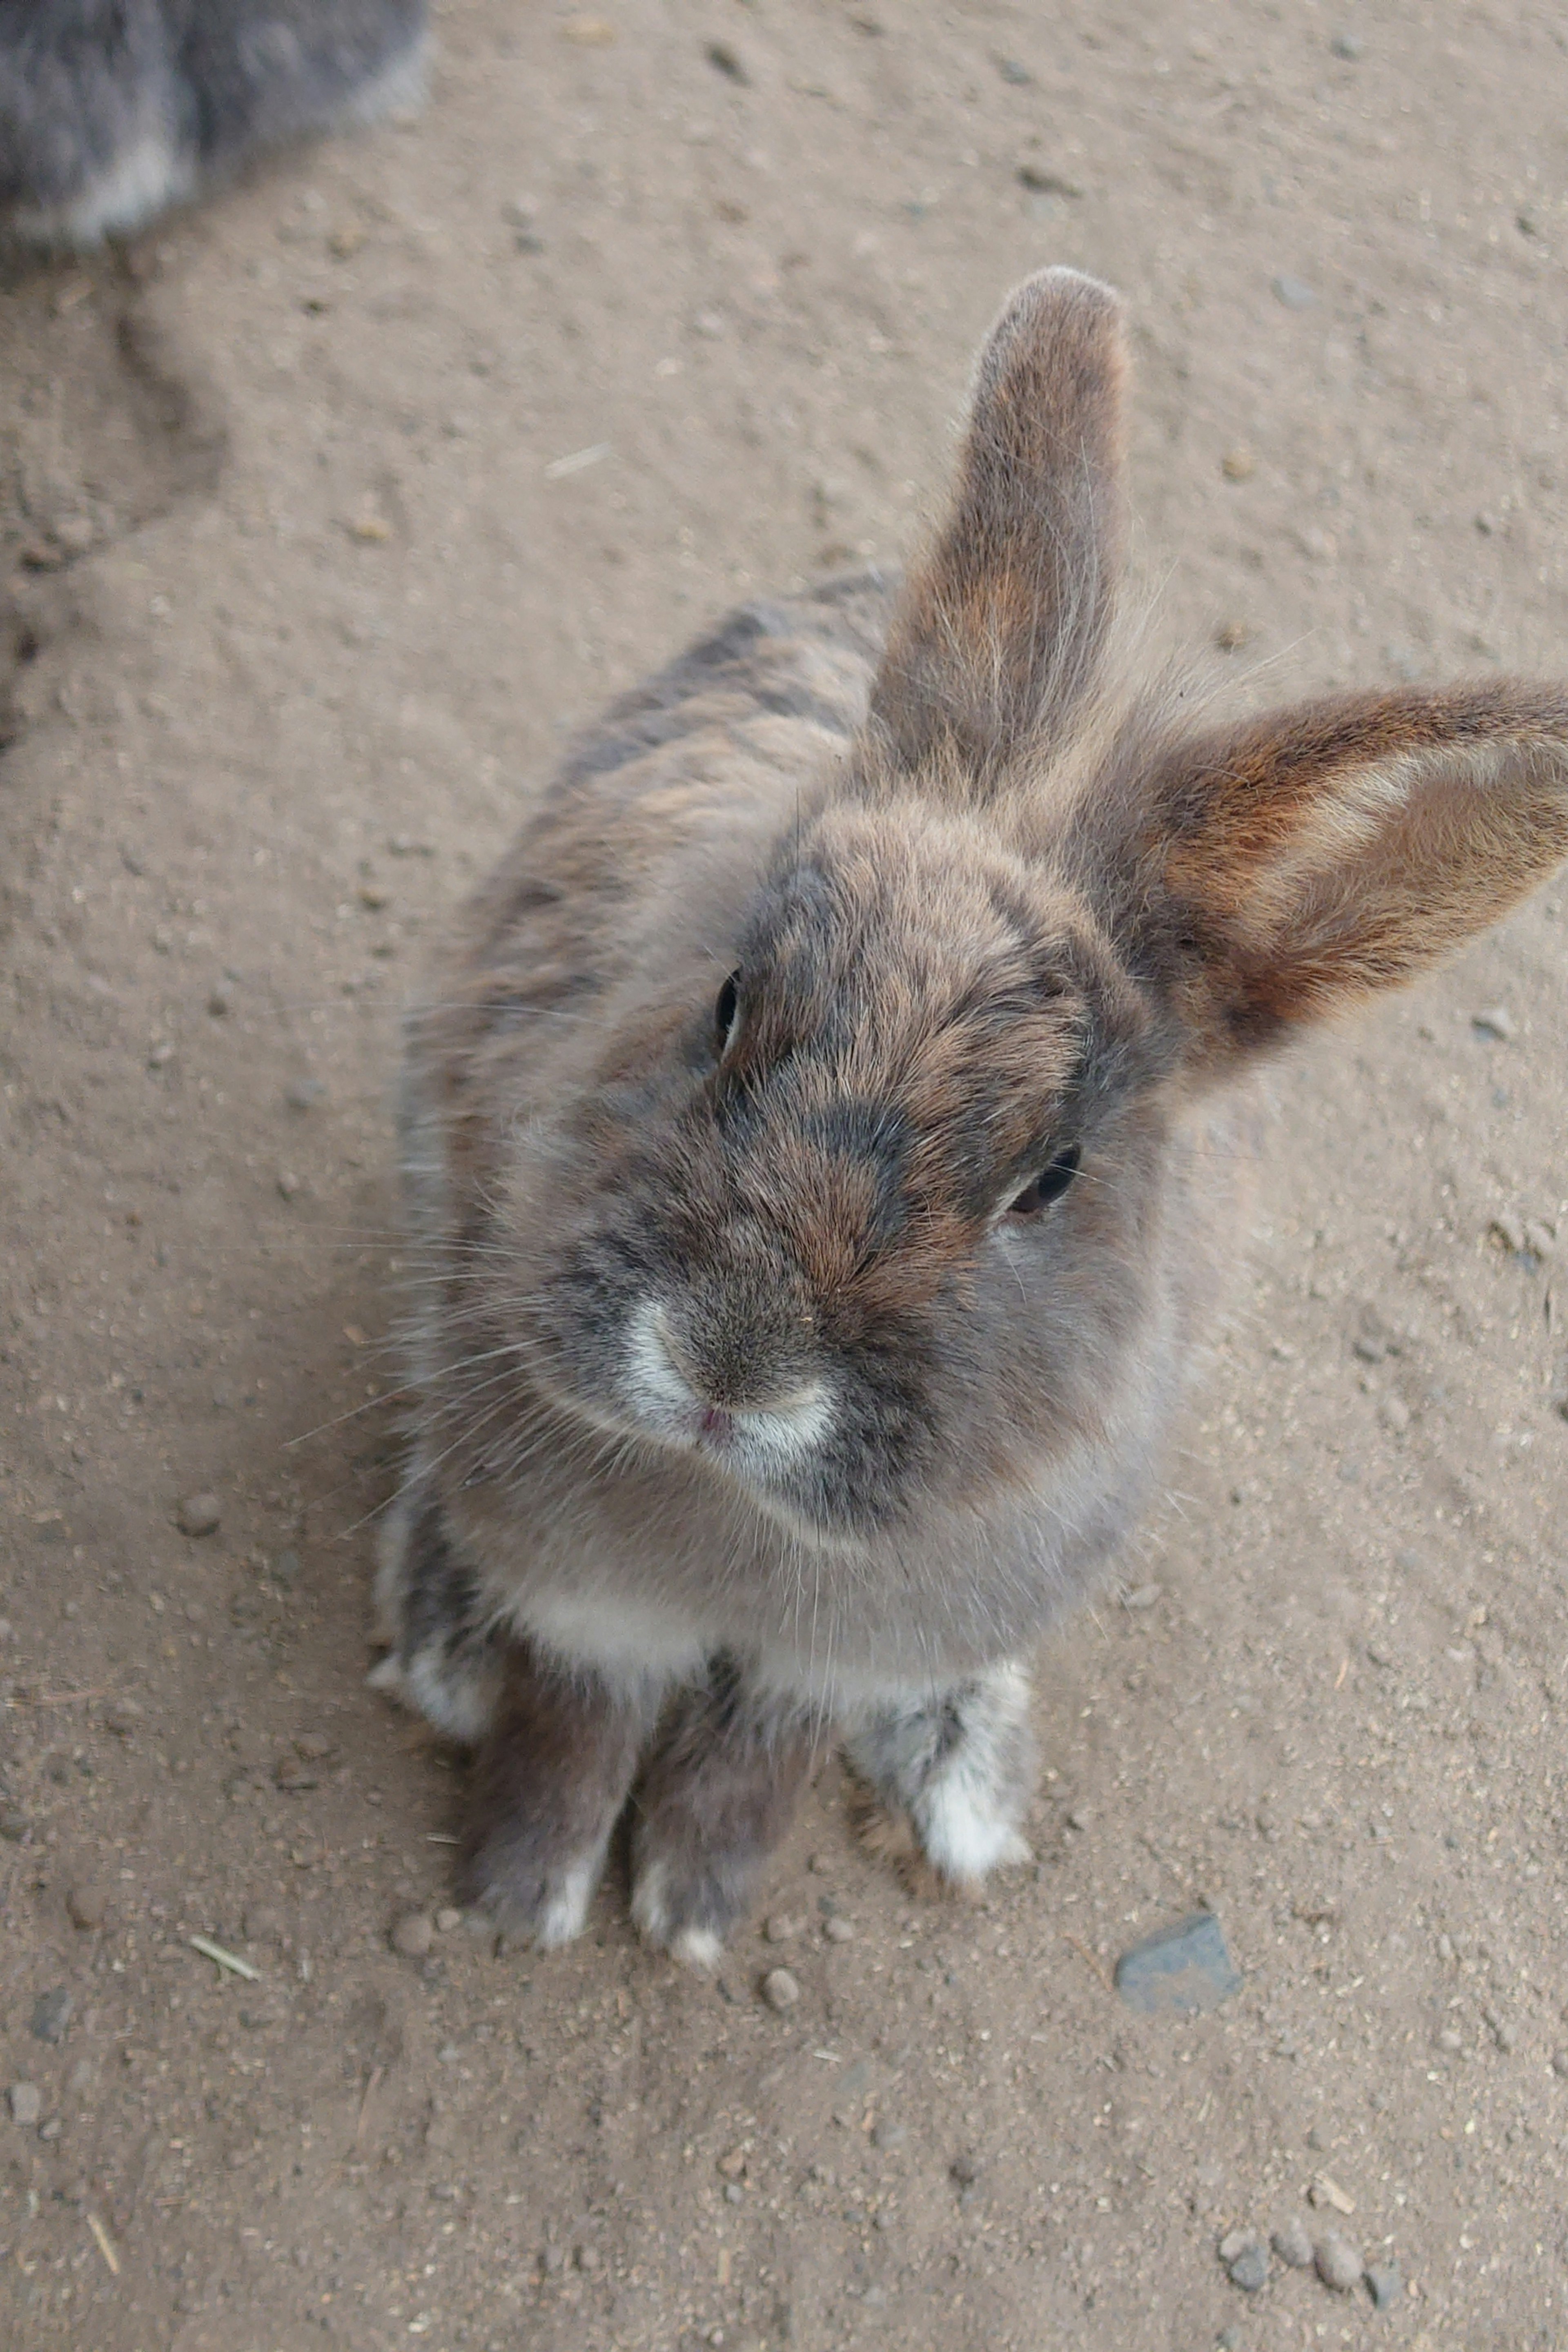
[699,1405,734,1443]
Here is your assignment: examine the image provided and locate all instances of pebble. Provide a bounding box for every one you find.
[434,1907,463,1934]
[949,2152,981,2188]
[1272,274,1317,309]
[293,1731,333,1760]
[1272,2215,1314,2268]
[995,55,1031,84]
[1471,1005,1515,1042]
[273,1755,318,1793]
[705,38,748,82]
[284,1077,324,1110]
[391,1911,436,1960]
[276,1171,302,1200]
[764,1913,800,1942]
[871,2119,906,2149]
[65,1883,107,1931]
[761,1968,799,2011]
[1216,618,1252,651]
[31,1988,73,2045]
[1378,1394,1410,1434]
[1227,2238,1270,2294]
[824,1915,855,1944]
[9,2083,42,2125]
[1121,1582,1163,1610]
[207,985,232,1016]
[102,1698,141,1736]
[1017,163,1085,198]
[1221,446,1256,482]
[1365,2261,1402,2310]
[1315,2230,1364,2293]
[176,1493,222,1538]
[1329,31,1365,59]
[1551,2051,1568,2080]
[1114,1910,1242,2014]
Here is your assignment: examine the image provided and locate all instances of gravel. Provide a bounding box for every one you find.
[1272,274,1318,309]
[1365,2261,1402,2310]
[176,1493,222,1538]
[1272,2215,1314,2268]
[1471,1004,1515,1041]
[761,1968,800,2011]
[8,2083,42,2126]
[1315,2230,1364,2292]
[1114,1910,1243,2013]
[30,1987,74,2044]
[823,1915,855,1943]
[391,1911,436,1960]
[65,1882,107,1931]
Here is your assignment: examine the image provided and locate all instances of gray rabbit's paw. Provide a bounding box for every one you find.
[370,1482,502,1743]
[848,1661,1036,1887]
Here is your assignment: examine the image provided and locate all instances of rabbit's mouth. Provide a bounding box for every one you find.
[621,1297,836,1490]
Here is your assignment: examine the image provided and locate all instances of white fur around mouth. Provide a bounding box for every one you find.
[623,1297,834,1475]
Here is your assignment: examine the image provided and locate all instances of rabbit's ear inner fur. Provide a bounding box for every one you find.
[1112,683,1568,1063]
[869,266,1129,780]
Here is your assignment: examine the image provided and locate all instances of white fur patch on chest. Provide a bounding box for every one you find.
[513,1590,709,1690]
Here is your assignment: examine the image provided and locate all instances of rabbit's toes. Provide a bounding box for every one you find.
[459,1831,611,1951]
[848,1659,1036,1891]
[629,1857,735,1970]
[630,1661,822,1967]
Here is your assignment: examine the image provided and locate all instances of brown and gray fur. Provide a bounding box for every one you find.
[372,268,1568,1964]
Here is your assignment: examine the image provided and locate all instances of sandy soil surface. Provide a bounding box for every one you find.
[3,4,1568,2348]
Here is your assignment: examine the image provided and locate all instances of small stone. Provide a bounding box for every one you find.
[717,2146,748,2178]
[995,54,1031,83]
[824,1915,855,1944]
[276,1171,301,1200]
[575,2243,601,2273]
[1218,2226,1253,2262]
[1114,1911,1242,2014]
[1524,1220,1557,1260]
[102,1698,141,1736]
[1379,1394,1411,1434]
[1121,1582,1163,1610]
[539,2244,565,2275]
[560,13,616,43]
[1365,2261,1402,2311]
[764,1913,800,1942]
[949,2151,981,2188]
[31,1988,73,2045]
[871,2119,906,2149]
[53,515,96,555]
[293,1731,333,1760]
[1221,446,1256,482]
[705,38,749,82]
[356,883,389,910]
[1471,1005,1515,1042]
[284,1078,324,1110]
[1315,2230,1364,2293]
[9,2083,42,2125]
[434,1907,463,1934]
[1216,618,1252,651]
[176,1493,221,1538]
[391,1910,436,1959]
[273,1754,318,1792]
[207,986,232,1016]
[723,2181,743,2203]
[1552,2050,1568,2079]
[66,1884,107,1931]
[1017,163,1085,198]
[1272,2215,1314,2268]
[1310,2173,1356,2215]
[1329,32,1365,60]
[1227,2240,1270,2294]
[761,1968,800,2011]
[1272,274,1317,310]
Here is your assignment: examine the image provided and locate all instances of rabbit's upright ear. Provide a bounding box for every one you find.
[1114,683,1568,1066]
[869,268,1129,779]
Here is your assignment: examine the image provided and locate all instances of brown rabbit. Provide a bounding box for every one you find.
[372,268,1568,1964]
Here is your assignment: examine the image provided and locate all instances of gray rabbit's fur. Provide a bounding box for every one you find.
[0,0,426,245]
[374,270,1568,1962]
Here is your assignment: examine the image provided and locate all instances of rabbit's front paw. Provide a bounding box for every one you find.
[848,1661,1036,1890]
[456,1636,664,1949]
[629,1662,821,1968]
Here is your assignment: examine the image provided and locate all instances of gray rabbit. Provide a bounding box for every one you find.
[373,269,1568,1962]
[0,0,426,244]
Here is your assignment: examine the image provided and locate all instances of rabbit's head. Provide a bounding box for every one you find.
[466,271,1568,1544]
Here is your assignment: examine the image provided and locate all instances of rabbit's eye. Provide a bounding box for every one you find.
[714,970,742,1057]
[1007,1143,1081,1218]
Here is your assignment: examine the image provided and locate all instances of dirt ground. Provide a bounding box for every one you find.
[2,3,1568,2347]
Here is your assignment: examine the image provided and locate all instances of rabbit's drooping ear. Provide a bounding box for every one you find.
[1119,683,1568,1064]
[869,267,1129,779]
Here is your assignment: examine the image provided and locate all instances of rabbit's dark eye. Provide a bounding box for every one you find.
[714,970,742,1057]
[1007,1143,1080,1218]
